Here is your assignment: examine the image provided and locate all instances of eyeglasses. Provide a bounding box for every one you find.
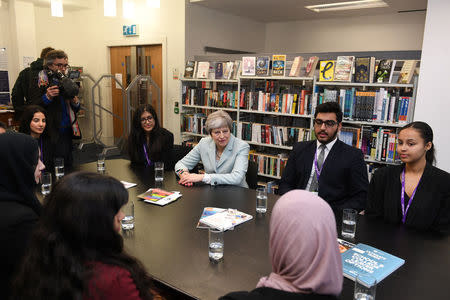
[53,63,69,69]
[140,116,154,123]
[314,119,338,128]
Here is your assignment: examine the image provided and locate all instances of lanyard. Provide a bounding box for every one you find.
[401,169,421,224]
[39,137,44,162]
[143,143,153,167]
[314,146,325,181]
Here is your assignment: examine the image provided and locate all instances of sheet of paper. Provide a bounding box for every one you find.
[120,180,137,189]
[115,73,123,89]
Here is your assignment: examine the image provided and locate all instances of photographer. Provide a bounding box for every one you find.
[33,50,80,169]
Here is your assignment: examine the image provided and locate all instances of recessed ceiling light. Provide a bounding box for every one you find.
[51,0,64,17]
[306,0,388,13]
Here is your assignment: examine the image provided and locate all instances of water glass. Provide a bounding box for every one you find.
[54,157,64,180]
[121,200,135,231]
[97,153,106,173]
[41,172,52,195]
[342,208,357,239]
[256,187,268,213]
[208,228,224,262]
[354,273,377,300]
[154,161,164,182]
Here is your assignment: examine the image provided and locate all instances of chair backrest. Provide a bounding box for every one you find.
[246,160,258,189]
[170,144,198,173]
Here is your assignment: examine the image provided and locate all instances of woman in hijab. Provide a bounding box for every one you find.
[0,132,45,299]
[220,190,343,300]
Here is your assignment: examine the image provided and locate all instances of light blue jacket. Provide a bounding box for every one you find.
[175,135,250,188]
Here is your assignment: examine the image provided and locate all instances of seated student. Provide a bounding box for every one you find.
[366,121,450,235]
[11,172,160,300]
[0,121,6,134]
[126,104,174,170]
[0,133,45,300]
[175,110,250,188]
[220,190,342,300]
[19,105,54,171]
[279,102,368,212]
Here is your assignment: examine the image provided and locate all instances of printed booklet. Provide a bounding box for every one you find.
[198,207,253,231]
[137,188,182,206]
[341,243,405,285]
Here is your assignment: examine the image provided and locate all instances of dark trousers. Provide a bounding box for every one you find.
[53,130,74,169]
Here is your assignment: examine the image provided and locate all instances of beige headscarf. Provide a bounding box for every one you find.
[257,190,343,295]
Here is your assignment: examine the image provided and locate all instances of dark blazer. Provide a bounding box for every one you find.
[126,127,174,170]
[366,163,450,235]
[219,287,339,300]
[279,139,368,211]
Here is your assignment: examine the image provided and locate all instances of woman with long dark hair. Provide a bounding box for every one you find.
[366,121,450,234]
[126,104,173,169]
[12,172,158,300]
[19,105,54,171]
[0,132,45,299]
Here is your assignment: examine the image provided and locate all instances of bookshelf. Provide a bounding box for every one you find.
[180,58,419,184]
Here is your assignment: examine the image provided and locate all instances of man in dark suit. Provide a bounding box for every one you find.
[279,102,368,211]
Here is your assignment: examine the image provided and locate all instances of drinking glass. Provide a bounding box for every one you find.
[54,157,64,181]
[41,172,52,195]
[256,187,268,213]
[97,153,106,173]
[354,273,377,300]
[208,228,224,262]
[154,161,164,182]
[121,200,135,231]
[342,208,357,239]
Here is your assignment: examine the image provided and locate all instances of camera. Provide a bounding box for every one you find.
[49,71,80,100]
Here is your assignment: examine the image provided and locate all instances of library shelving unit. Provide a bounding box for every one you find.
[180,68,419,184]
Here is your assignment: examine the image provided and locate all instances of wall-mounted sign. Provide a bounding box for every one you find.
[123,24,139,37]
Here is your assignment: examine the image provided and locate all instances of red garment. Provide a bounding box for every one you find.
[86,262,142,300]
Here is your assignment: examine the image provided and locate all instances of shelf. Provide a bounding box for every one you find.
[315,81,414,88]
[181,104,238,112]
[181,77,238,83]
[240,109,312,118]
[342,120,407,128]
[257,173,281,180]
[245,140,293,150]
[365,158,401,165]
[181,132,207,137]
[239,76,314,81]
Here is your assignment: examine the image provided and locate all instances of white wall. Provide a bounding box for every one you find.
[415,0,450,172]
[15,1,37,70]
[186,3,266,59]
[31,0,185,142]
[265,12,426,53]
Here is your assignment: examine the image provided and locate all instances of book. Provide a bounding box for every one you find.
[196,61,210,79]
[199,208,253,231]
[120,180,137,189]
[242,57,256,76]
[342,243,405,285]
[319,60,336,81]
[334,56,354,82]
[184,60,195,78]
[232,60,241,79]
[137,188,182,206]
[354,57,370,83]
[256,56,270,76]
[306,56,319,77]
[197,207,226,229]
[223,61,234,79]
[272,54,286,76]
[397,60,417,84]
[338,238,355,253]
[375,59,393,83]
[215,62,223,79]
[289,56,303,77]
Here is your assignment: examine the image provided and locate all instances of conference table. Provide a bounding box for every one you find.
[76,159,450,300]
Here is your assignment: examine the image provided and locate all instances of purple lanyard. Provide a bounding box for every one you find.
[401,169,421,224]
[39,137,44,162]
[143,143,152,167]
[314,147,325,181]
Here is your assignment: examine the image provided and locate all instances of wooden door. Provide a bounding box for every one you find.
[110,46,131,138]
[142,45,163,123]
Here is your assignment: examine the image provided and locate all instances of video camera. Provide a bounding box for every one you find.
[49,70,80,100]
